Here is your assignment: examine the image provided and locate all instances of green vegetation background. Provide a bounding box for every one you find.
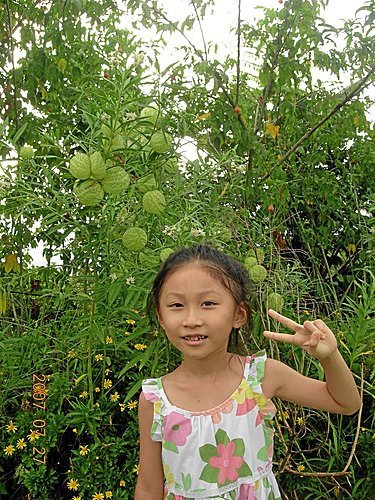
[0,0,374,498]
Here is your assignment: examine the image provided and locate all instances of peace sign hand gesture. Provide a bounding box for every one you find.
[263,309,338,361]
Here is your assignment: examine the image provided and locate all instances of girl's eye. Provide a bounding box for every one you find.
[169,303,183,308]
[203,301,216,306]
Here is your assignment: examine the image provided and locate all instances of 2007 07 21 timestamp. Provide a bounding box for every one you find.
[32,374,47,464]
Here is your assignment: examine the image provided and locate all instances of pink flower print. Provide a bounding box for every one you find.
[143,391,159,402]
[209,441,244,485]
[164,411,192,446]
[238,483,256,500]
[211,401,234,424]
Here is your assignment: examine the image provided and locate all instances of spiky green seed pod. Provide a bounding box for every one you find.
[149,131,172,154]
[19,146,34,160]
[244,257,257,272]
[247,248,265,264]
[137,174,157,193]
[90,152,107,180]
[143,190,166,214]
[160,248,174,261]
[140,106,160,126]
[248,264,267,283]
[266,292,284,312]
[101,167,130,194]
[74,180,104,206]
[122,227,148,251]
[69,153,91,180]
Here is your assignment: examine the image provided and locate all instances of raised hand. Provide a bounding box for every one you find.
[263,309,338,361]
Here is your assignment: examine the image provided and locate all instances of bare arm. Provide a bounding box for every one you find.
[263,310,361,415]
[134,392,165,500]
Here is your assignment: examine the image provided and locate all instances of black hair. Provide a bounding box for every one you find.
[146,244,253,353]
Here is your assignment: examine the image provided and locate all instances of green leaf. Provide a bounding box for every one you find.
[124,379,142,404]
[232,437,245,457]
[215,428,230,446]
[199,443,218,463]
[199,463,219,484]
[163,440,179,454]
[181,472,192,491]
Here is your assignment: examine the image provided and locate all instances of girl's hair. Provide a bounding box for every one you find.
[146,244,253,353]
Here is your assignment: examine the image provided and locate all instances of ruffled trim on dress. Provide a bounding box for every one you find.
[142,378,164,441]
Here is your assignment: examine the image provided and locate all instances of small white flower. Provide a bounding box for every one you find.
[190,228,205,237]
[126,276,135,285]
[125,112,137,121]
[133,53,145,65]
[110,273,118,281]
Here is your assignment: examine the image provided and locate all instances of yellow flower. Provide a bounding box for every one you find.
[134,343,147,351]
[27,430,40,442]
[6,420,17,432]
[124,331,131,336]
[16,438,26,449]
[79,445,89,455]
[119,480,126,487]
[79,390,88,398]
[297,464,305,472]
[277,154,283,160]
[110,392,120,402]
[127,400,138,410]
[105,369,112,375]
[68,350,77,359]
[119,403,126,412]
[297,417,304,425]
[73,428,78,433]
[265,122,280,138]
[73,497,81,500]
[94,402,100,408]
[4,444,15,456]
[67,478,80,491]
[103,379,112,389]
[105,492,113,498]
[92,494,104,500]
[95,387,100,392]
[95,354,104,361]
[105,336,113,344]
[133,464,140,475]
[126,319,136,325]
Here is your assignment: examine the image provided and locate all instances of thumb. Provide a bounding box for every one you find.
[309,330,321,348]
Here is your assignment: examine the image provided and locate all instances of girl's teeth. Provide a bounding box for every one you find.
[184,336,206,341]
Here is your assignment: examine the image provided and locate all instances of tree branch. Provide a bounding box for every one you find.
[190,0,208,61]
[259,64,375,184]
[235,0,241,106]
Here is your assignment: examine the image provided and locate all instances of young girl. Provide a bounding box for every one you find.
[135,244,361,499]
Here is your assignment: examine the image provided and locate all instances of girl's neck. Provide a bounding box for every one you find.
[178,349,237,377]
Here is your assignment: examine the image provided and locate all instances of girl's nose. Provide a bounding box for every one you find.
[182,309,203,327]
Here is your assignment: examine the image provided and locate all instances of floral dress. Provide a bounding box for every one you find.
[142,350,281,499]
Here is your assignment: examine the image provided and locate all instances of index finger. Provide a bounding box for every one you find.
[267,309,302,331]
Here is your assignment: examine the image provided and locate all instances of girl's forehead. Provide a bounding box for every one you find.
[161,263,227,290]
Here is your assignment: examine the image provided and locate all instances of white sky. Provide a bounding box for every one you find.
[127,0,364,63]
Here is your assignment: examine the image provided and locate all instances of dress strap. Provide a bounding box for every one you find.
[246,350,267,385]
[141,378,163,442]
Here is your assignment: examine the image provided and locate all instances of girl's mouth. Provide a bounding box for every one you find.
[182,335,208,342]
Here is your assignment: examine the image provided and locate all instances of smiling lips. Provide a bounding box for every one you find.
[182,335,208,342]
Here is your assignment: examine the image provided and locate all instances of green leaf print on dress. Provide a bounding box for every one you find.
[198,429,252,487]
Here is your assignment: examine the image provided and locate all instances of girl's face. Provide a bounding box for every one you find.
[156,264,247,359]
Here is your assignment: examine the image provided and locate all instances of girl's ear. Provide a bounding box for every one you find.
[156,309,164,329]
[234,301,248,328]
